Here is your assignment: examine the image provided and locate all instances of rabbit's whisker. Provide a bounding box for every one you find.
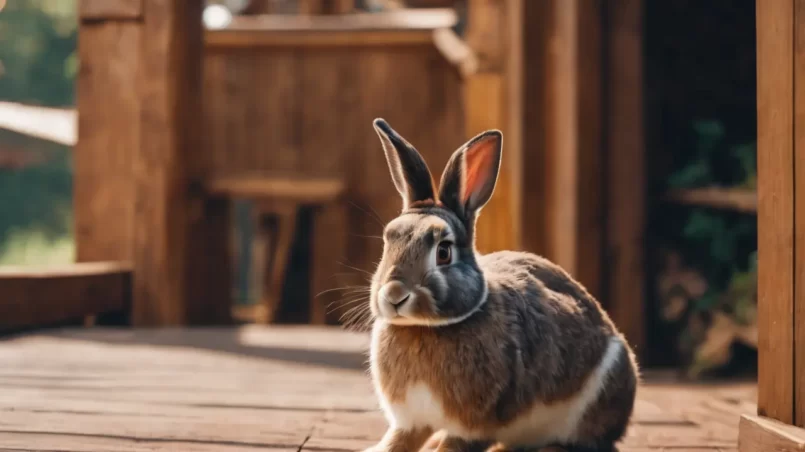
[316,285,370,298]
[337,261,373,276]
[349,200,385,229]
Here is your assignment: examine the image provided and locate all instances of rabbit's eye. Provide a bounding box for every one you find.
[436,241,453,266]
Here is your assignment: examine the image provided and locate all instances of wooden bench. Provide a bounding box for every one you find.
[205,175,347,325]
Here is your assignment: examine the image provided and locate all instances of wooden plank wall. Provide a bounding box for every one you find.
[76,0,231,325]
[754,0,805,428]
[202,35,465,306]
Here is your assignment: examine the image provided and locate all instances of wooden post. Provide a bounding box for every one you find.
[515,0,645,354]
[132,0,231,325]
[601,0,646,359]
[77,0,231,325]
[517,0,605,298]
[739,0,805,448]
[75,3,142,263]
[464,0,520,254]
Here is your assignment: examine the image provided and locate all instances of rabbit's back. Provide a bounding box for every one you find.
[479,250,637,446]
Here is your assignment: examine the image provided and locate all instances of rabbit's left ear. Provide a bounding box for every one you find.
[438,130,502,218]
[373,118,437,209]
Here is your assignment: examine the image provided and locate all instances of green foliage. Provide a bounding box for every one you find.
[667,120,757,190]
[0,2,76,265]
[0,1,77,106]
[733,142,757,189]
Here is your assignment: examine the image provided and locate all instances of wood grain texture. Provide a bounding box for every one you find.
[206,29,437,48]
[504,0,524,252]
[796,0,805,429]
[574,0,603,300]
[134,0,230,325]
[0,262,131,331]
[205,176,345,203]
[603,0,646,356]
[80,0,143,19]
[298,0,354,14]
[75,22,139,263]
[519,0,551,255]
[0,326,758,451]
[518,0,603,298]
[201,43,464,311]
[465,73,514,253]
[545,0,580,277]
[739,415,805,452]
[465,0,506,73]
[756,0,795,425]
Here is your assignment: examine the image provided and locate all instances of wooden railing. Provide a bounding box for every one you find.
[0,262,132,333]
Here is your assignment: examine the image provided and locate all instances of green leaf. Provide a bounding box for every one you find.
[693,120,725,156]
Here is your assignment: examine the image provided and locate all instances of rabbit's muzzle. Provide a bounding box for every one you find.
[377,280,413,317]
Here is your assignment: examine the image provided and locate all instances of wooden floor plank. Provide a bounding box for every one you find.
[0,327,756,452]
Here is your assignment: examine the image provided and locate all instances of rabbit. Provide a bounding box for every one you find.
[363,118,639,452]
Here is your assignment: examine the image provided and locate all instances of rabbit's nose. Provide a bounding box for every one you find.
[379,281,411,307]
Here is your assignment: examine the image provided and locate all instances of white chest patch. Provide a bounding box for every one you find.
[385,382,472,437]
[375,337,624,448]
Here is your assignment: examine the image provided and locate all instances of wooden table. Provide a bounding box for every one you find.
[0,326,756,451]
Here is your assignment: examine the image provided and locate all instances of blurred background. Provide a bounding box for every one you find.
[0,0,757,381]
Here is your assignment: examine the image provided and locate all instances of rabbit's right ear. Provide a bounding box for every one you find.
[373,118,436,209]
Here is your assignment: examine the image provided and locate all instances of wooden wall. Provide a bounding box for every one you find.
[515,0,646,355]
[203,28,465,304]
[76,5,467,325]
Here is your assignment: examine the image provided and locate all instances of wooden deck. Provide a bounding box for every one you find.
[0,326,755,451]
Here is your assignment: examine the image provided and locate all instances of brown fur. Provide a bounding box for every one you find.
[374,254,619,437]
[366,120,639,452]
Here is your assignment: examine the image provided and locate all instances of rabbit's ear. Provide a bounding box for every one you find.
[373,118,436,209]
[438,130,502,218]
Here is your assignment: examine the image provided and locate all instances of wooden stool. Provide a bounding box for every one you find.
[206,175,347,325]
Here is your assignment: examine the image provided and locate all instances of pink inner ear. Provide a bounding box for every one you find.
[462,136,498,202]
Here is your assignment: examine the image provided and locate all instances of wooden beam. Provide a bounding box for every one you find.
[204,176,345,204]
[0,262,131,332]
[519,0,604,296]
[298,0,354,14]
[80,0,143,20]
[463,0,520,253]
[75,21,140,263]
[464,0,505,73]
[519,1,550,256]
[756,0,796,425]
[603,0,646,357]
[739,415,805,452]
[133,0,230,325]
[504,0,524,252]
[795,0,805,429]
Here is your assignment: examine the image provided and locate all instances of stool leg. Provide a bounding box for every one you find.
[260,201,298,324]
[311,201,347,325]
[251,211,272,324]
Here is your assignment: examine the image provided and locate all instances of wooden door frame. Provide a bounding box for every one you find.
[738,0,805,449]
